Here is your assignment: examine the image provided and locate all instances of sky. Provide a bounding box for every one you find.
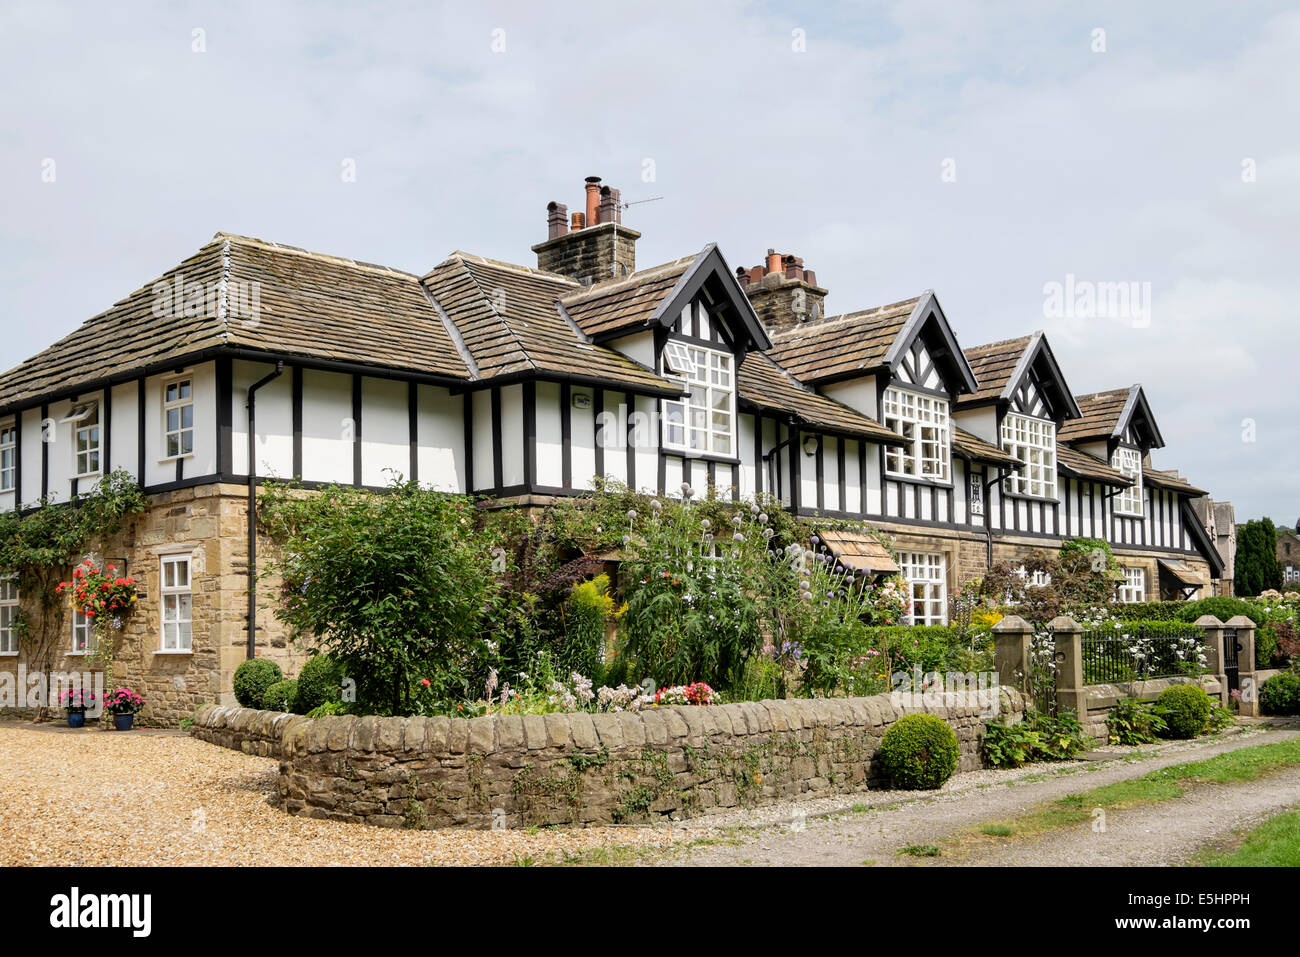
[1,1,1296,523]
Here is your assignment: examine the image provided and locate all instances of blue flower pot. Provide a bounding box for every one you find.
[113,713,134,731]
[67,710,85,728]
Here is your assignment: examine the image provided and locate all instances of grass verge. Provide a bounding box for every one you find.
[1194,808,1300,866]
[936,737,1300,860]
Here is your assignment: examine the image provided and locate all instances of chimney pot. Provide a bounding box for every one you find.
[571,211,586,230]
[766,249,782,275]
[546,201,569,240]
[598,185,622,224]
[584,176,602,229]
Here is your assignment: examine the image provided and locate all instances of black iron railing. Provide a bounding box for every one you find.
[1080,622,1206,684]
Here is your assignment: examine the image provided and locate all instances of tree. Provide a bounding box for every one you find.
[1235,519,1282,597]
[259,481,501,715]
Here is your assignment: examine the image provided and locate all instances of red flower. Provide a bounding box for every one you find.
[421,678,430,687]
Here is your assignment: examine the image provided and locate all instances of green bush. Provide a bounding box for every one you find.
[982,719,1039,768]
[1109,601,1185,622]
[858,626,966,672]
[1155,684,1212,738]
[560,574,613,677]
[1256,625,1278,671]
[233,659,283,709]
[1106,697,1166,745]
[1025,710,1092,759]
[1176,597,1264,626]
[1259,673,1300,716]
[983,710,1092,767]
[293,653,344,714]
[879,713,959,789]
[261,679,298,713]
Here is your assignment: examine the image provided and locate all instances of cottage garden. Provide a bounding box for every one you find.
[212,478,1300,799]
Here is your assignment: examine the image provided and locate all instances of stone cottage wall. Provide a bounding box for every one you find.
[192,689,1027,830]
[0,482,307,727]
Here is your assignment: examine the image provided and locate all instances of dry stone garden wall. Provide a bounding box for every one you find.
[193,689,1026,829]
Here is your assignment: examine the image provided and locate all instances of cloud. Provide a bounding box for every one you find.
[0,0,1294,519]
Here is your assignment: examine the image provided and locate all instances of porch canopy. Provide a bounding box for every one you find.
[816,529,901,577]
[1158,558,1209,595]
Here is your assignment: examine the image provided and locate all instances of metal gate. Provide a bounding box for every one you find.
[1223,627,1239,693]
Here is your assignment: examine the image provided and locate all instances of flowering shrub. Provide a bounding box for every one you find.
[56,559,137,621]
[617,489,771,689]
[654,682,718,706]
[103,687,144,715]
[58,688,96,712]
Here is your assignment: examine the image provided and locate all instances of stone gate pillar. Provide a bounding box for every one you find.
[992,615,1033,693]
[1195,614,1228,706]
[1049,616,1087,719]
[1225,615,1259,717]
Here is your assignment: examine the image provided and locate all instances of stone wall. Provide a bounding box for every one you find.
[1081,675,1223,741]
[192,689,1026,830]
[190,704,296,757]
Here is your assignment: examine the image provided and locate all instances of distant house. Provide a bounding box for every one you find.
[1191,498,1237,596]
[1278,528,1300,586]
[0,175,1225,718]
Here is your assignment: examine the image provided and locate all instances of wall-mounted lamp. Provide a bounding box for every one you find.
[802,435,820,457]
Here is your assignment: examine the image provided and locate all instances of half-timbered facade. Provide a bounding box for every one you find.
[0,175,1224,716]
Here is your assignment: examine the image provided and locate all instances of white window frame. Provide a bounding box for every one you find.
[1119,566,1146,603]
[1001,412,1056,499]
[900,552,947,625]
[162,376,195,461]
[160,554,193,652]
[883,387,950,481]
[1112,446,1143,517]
[71,402,101,479]
[70,608,96,654]
[660,340,735,457]
[0,577,18,655]
[0,422,15,492]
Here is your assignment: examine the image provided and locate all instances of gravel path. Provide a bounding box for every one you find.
[664,726,1300,867]
[0,722,677,866]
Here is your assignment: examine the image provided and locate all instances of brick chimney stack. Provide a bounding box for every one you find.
[533,176,639,285]
[736,250,828,330]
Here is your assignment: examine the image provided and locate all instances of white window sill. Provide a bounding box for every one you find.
[65,650,96,657]
[155,649,194,655]
[0,651,17,657]
[72,474,102,483]
[158,454,196,465]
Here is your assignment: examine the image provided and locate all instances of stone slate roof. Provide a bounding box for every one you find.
[560,255,697,338]
[764,296,922,383]
[0,233,485,409]
[958,335,1034,406]
[1057,387,1132,442]
[421,253,681,395]
[0,235,690,411]
[952,427,1022,467]
[1056,444,1133,486]
[737,352,905,444]
[1143,466,1207,497]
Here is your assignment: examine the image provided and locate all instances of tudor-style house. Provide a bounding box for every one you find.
[0,175,1224,719]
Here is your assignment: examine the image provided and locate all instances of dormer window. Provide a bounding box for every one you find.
[883,386,949,481]
[1112,446,1143,516]
[661,342,734,456]
[1001,412,1056,499]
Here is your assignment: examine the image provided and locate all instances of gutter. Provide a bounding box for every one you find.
[245,361,284,659]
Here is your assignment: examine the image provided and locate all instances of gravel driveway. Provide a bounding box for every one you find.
[664,726,1300,866]
[0,722,677,866]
